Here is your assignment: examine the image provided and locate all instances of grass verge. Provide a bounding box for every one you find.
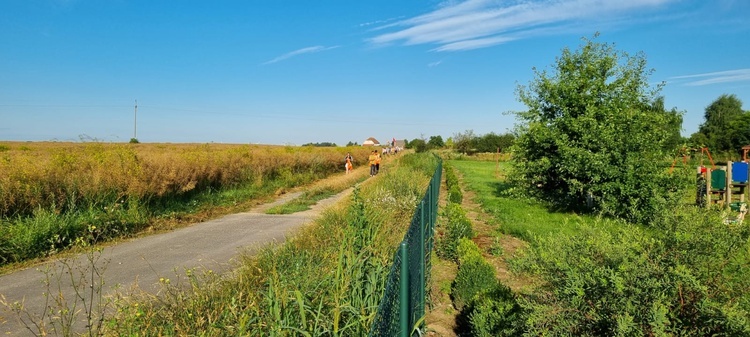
[448,160,609,241]
[105,153,439,336]
[265,166,370,214]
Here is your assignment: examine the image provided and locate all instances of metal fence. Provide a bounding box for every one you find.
[369,158,442,337]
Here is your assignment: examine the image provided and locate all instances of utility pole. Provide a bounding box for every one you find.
[134,99,138,139]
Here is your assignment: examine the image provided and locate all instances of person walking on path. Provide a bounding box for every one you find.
[375,151,381,175]
[368,150,377,177]
[345,153,353,174]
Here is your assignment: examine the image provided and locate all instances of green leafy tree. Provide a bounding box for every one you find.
[511,35,684,224]
[410,138,428,153]
[453,130,476,154]
[697,94,746,152]
[445,137,454,149]
[649,97,684,152]
[728,113,750,151]
[428,135,445,149]
[474,133,515,153]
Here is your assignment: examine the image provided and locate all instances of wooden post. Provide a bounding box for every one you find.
[495,147,500,178]
[728,161,733,205]
[706,167,714,208]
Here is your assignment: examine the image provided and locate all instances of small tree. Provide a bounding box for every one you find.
[453,130,476,154]
[511,35,683,224]
[445,137,455,149]
[428,135,445,149]
[410,139,428,153]
[696,94,747,154]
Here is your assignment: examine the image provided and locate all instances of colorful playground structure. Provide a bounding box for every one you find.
[694,147,750,223]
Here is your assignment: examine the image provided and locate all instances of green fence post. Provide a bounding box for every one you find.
[419,200,426,325]
[400,242,409,337]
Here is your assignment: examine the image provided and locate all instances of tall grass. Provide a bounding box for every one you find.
[107,153,439,336]
[0,142,372,217]
[0,142,373,267]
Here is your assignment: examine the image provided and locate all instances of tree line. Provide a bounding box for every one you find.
[688,93,750,155]
[404,131,515,154]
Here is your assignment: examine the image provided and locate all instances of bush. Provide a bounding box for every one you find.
[468,284,523,337]
[452,238,497,310]
[444,163,463,204]
[436,203,474,261]
[510,206,750,335]
[455,237,482,265]
[448,185,463,204]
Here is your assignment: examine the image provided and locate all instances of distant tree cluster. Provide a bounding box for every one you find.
[404,132,514,154]
[345,141,360,146]
[452,130,515,154]
[688,94,750,155]
[302,142,337,147]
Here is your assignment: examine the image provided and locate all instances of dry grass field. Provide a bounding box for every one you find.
[0,141,374,266]
[0,142,372,217]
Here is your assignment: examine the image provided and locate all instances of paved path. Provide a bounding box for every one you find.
[0,189,352,336]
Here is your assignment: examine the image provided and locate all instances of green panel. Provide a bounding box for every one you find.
[370,156,442,337]
[712,170,726,190]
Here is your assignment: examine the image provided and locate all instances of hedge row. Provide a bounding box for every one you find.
[436,163,472,261]
[452,238,523,336]
[444,163,463,204]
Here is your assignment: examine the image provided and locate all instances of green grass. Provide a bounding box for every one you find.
[265,188,336,214]
[448,160,611,241]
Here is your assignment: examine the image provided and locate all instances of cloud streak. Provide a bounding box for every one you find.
[670,69,750,86]
[368,0,680,51]
[263,45,339,65]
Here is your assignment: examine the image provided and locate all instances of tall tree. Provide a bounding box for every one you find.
[511,35,683,224]
[453,130,476,154]
[428,135,445,149]
[697,94,746,152]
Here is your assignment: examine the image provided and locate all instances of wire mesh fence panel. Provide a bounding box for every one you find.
[369,158,442,337]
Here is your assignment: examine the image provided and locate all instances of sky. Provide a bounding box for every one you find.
[1,0,749,146]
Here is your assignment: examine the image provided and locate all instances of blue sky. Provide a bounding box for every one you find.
[1,0,749,146]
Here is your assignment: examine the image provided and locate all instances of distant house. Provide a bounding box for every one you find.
[394,139,406,149]
[362,137,380,147]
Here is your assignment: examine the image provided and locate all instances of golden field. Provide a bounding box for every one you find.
[0,142,373,218]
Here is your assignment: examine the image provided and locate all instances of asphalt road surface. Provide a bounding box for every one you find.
[0,189,351,336]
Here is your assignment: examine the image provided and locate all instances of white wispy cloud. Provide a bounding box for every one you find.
[669,69,750,86]
[359,16,404,27]
[367,0,679,51]
[428,60,443,67]
[263,45,340,65]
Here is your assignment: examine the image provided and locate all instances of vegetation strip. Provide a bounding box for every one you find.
[100,153,439,336]
[264,166,370,215]
[450,157,750,335]
[0,142,373,270]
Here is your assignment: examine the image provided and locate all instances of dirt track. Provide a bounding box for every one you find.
[0,188,352,336]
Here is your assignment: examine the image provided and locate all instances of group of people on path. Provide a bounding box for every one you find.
[368,150,381,177]
[343,150,383,177]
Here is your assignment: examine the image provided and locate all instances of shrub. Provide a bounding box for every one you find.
[468,284,523,337]
[448,185,463,204]
[455,237,482,266]
[510,206,750,335]
[452,238,496,310]
[436,203,474,261]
